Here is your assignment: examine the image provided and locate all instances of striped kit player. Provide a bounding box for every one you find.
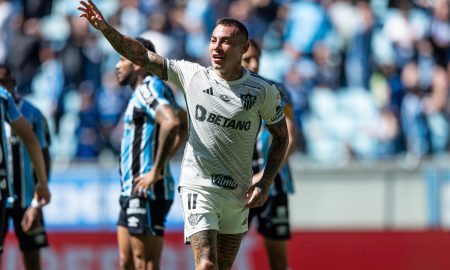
[0,86,22,254]
[117,75,179,236]
[4,98,50,252]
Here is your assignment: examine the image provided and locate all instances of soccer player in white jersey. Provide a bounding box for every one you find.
[115,38,187,270]
[243,40,298,270]
[78,1,289,269]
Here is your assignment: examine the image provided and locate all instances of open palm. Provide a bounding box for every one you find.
[77,0,107,30]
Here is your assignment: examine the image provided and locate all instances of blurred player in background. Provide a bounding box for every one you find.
[78,1,288,269]
[0,64,51,270]
[115,37,187,270]
[242,40,297,270]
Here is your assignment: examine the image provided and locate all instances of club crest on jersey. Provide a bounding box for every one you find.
[240,94,256,110]
[211,175,238,190]
[188,214,202,228]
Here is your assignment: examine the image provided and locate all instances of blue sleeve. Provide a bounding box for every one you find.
[150,79,172,106]
[5,91,21,123]
[33,108,50,148]
[136,79,171,117]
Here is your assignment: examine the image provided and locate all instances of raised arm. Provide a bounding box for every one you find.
[78,0,166,78]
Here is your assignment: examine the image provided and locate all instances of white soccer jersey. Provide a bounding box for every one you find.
[165,59,285,197]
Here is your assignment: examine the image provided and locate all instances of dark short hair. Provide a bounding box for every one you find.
[0,64,12,77]
[248,39,261,56]
[135,37,156,53]
[216,18,248,41]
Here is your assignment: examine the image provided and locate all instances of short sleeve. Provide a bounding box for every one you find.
[275,83,294,118]
[3,89,21,123]
[259,85,285,126]
[136,78,171,116]
[164,59,203,95]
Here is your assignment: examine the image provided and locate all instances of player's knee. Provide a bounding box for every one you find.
[197,259,216,270]
[132,255,147,270]
[118,255,132,270]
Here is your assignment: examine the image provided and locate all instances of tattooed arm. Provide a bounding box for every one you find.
[245,119,289,208]
[78,0,165,78]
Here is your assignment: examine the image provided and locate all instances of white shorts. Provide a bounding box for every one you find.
[179,186,249,242]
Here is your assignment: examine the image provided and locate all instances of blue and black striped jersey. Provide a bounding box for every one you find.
[253,83,294,195]
[7,99,50,208]
[0,87,21,203]
[119,76,179,200]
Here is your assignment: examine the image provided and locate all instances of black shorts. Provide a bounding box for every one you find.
[0,204,49,253]
[248,192,291,240]
[117,195,173,237]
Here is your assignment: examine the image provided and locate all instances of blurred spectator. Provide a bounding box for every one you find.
[0,0,448,162]
[6,16,41,95]
[30,42,64,126]
[140,10,182,58]
[429,0,450,68]
[96,71,130,155]
[400,62,449,157]
[75,81,101,160]
[228,0,267,41]
[0,0,16,63]
[283,0,330,58]
[259,3,293,82]
[182,0,216,62]
[313,42,341,89]
[344,1,375,89]
[372,107,401,157]
[20,0,52,19]
[118,0,146,37]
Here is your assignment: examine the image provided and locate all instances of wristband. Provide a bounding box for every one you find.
[31,198,42,208]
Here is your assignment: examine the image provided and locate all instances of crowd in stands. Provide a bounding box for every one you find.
[0,0,449,163]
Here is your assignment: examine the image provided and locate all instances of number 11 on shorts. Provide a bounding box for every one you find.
[187,193,198,210]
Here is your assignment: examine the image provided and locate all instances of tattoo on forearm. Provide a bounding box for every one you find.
[262,120,289,188]
[102,26,165,78]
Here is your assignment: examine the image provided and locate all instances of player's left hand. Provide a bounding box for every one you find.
[244,180,269,208]
[34,182,51,206]
[21,207,41,233]
[133,169,162,198]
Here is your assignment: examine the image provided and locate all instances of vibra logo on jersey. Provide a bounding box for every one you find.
[211,175,238,190]
[195,105,251,131]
